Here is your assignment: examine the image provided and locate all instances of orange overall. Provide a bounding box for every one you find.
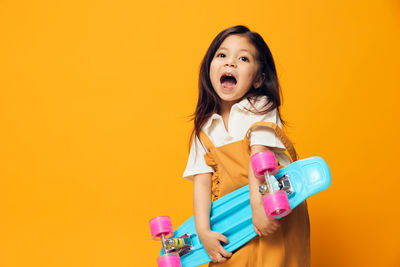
[199,122,310,267]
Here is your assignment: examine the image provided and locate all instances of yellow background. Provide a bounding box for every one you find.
[1,0,399,266]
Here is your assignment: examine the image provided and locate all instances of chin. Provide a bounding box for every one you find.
[220,95,240,103]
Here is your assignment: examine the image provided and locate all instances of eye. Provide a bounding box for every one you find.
[240,56,249,62]
[216,53,225,58]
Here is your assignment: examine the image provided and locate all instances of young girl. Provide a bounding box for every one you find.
[183,25,310,267]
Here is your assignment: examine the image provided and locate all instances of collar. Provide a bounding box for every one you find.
[203,113,221,130]
[202,96,268,130]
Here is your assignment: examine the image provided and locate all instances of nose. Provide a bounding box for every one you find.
[224,57,236,68]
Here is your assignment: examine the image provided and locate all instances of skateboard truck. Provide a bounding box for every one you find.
[149,215,192,266]
[258,170,276,195]
[161,233,193,257]
[278,175,294,195]
[258,174,294,196]
[250,150,293,218]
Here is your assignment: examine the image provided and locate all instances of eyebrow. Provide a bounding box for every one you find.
[219,47,250,53]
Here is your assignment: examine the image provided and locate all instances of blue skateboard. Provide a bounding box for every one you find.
[150,156,331,267]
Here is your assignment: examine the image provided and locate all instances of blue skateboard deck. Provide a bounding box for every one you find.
[160,156,331,267]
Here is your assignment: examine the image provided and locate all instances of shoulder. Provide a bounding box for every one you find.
[237,96,273,114]
[250,95,270,110]
[182,134,214,181]
[237,96,279,123]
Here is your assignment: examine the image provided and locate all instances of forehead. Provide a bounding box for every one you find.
[217,35,257,57]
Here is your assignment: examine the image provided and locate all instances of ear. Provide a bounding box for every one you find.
[253,73,266,89]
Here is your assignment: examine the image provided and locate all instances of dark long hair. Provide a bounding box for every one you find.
[190,25,286,145]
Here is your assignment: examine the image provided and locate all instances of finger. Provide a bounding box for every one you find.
[261,229,269,236]
[271,225,278,231]
[218,256,227,263]
[272,220,280,227]
[210,254,220,263]
[215,254,227,263]
[267,226,279,234]
[261,226,271,236]
[254,226,262,236]
[217,233,229,244]
[209,255,216,262]
[219,246,232,258]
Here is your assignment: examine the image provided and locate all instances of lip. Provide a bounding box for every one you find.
[220,71,237,83]
[219,71,237,92]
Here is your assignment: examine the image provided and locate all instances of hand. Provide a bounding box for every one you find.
[198,229,232,263]
[252,203,279,237]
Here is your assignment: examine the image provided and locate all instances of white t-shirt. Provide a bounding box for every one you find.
[183,96,291,181]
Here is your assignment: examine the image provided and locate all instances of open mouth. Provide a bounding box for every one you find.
[220,74,237,90]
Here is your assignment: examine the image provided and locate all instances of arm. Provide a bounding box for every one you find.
[193,173,232,263]
[248,145,280,236]
[193,173,213,233]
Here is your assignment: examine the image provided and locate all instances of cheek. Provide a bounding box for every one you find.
[209,62,219,82]
[245,68,259,84]
[210,60,216,71]
[241,70,255,85]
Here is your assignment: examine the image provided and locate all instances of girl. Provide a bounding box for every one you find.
[183,25,310,267]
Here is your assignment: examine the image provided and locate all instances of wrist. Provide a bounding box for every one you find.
[196,225,211,235]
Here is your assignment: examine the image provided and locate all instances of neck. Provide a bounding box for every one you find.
[219,101,236,133]
[220,101,235,117]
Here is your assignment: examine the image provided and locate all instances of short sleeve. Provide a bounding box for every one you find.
[249,108,286,150]
[182,136,214,181]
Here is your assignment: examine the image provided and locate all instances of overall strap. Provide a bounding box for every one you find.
[199,130,215,152]
[245,122,298,162]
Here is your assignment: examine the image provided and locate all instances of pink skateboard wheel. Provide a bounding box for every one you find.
[157,253,181,267]
[263,191,291,219]
[251,150,278,178]
[149,216,174,240]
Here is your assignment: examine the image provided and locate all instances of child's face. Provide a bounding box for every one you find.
[210,34,263,107]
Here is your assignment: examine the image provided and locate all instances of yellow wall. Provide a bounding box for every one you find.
[1,0,399,266]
